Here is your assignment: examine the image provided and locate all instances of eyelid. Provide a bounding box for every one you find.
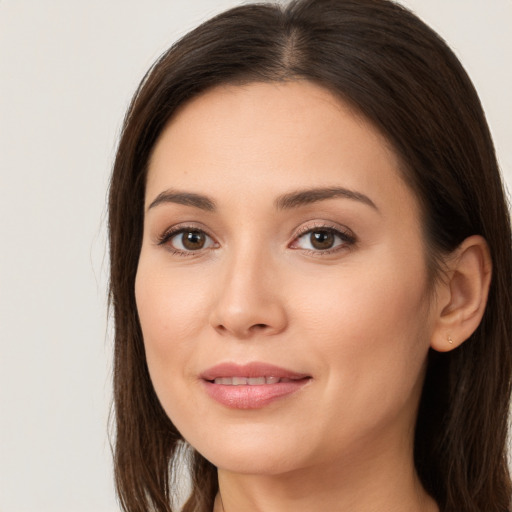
[289,222,357,254]
[154,220,356,256]
[156,223,218,255]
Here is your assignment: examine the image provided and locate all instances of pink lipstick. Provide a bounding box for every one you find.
[200,362,311,409]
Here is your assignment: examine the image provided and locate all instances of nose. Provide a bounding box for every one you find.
[208,249,288,339]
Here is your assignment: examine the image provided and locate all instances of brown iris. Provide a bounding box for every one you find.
[182,230,206,250]
[310,230,335,250]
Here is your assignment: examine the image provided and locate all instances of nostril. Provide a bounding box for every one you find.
[251,323,269,331]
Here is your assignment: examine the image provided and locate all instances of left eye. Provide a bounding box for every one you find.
[292,228,352,251]
[168,229,216,252]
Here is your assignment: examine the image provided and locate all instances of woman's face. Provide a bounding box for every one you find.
[136,81,437,475]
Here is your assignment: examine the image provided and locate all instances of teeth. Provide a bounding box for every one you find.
[216,377,233,385]
[247,377,266,385]
[213,376,284,385]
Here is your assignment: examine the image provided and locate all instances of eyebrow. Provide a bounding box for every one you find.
[275,187,378,211]
[147,186,378,213]
[147,190,216,212]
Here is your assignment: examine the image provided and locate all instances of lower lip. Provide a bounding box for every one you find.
[202,379,310,409]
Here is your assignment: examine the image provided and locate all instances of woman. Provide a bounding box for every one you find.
[108,0,512,511]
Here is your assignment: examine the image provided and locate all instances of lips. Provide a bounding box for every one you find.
[200,362,311,409]
[200,362,309,381]
[213,376,294,385]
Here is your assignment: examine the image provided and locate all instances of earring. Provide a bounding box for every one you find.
[448,335,454,344]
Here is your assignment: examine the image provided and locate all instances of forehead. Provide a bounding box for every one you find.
[146,80,415,218]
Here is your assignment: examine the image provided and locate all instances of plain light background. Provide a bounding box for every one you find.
[0,1,510,511]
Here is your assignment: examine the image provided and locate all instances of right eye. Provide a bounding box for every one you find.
[159,228,217,254]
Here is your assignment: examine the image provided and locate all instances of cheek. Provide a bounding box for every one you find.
[136,254,210,333]
[296,254,430,341]
[134,260,209,384]
[293,253,432,412]
[134,261,214,434]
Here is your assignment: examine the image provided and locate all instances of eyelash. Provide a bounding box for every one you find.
[291,223,357,256]
[156,223,357,257]
[157,225,217,257]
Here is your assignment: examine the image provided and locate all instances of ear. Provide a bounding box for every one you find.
[430,235,492,353]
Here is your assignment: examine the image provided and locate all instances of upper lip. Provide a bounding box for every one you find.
[200,362,310,381]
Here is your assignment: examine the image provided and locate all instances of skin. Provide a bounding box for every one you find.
[135,80,450,511]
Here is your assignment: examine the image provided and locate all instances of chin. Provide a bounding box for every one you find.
[207,450,301,476]
[185,427,309,476]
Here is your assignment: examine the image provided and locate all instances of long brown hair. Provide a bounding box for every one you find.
[108,1,512,511]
